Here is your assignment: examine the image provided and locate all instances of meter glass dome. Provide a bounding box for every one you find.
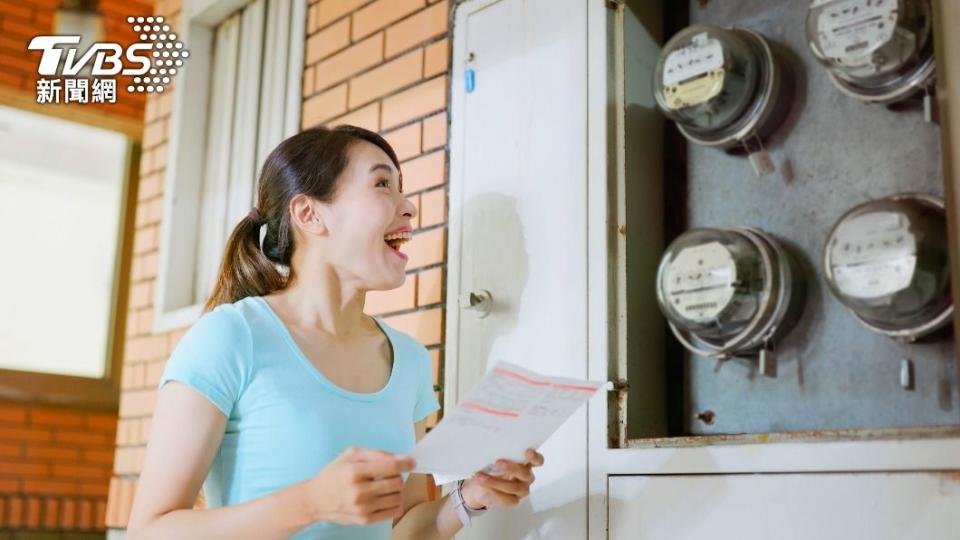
[824,193,951,339]
[653,24,788,148]
[806,0,934,103]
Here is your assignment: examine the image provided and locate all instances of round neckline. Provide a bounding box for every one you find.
[251,295,398,401]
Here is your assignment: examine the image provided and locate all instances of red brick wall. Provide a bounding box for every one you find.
[0,0,153,119]
[0,401,116,533]
[106,0,452,528]
[0,1,155,534]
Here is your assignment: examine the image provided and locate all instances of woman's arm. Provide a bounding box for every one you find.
[127,381,316,539]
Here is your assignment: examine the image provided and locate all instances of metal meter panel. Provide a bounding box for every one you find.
[806,0,935,104]
[670,0,956,435]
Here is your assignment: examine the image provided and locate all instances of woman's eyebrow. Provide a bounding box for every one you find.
[369,163,395,176]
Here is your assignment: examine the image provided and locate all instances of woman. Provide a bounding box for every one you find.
[127,126,544,539]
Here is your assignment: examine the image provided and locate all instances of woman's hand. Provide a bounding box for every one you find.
[459,448,545,510]
[301,446,415,526]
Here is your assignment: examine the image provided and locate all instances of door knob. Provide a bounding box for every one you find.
[459,289,493,318]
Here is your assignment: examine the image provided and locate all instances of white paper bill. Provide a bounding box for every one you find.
[407,361,604,484]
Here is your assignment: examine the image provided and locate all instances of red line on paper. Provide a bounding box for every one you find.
[552,383,599,392]
[494,368,550,386]
[462,401,520,418]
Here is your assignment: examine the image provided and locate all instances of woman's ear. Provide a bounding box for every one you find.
[290,193,327,236]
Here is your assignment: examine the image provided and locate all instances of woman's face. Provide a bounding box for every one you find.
[317,140,416,291]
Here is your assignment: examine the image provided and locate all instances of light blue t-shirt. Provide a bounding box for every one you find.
[157,295,440,540]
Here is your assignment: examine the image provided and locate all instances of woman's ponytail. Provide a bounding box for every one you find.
[202,208,286,313]
[200,124,401,313]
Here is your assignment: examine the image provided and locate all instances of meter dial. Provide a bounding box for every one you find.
[824,193,951,340]
[653,24,790,148]
[806,0,935,104]
[656,227,805,359]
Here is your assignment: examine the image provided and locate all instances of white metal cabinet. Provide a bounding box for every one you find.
[445,0,590,538]
[586,1,960,539]
[609,473,960,540]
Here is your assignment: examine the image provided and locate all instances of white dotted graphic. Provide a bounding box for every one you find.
[125,15,188,94]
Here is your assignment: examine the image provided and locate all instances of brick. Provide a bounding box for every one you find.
[25,496,41,528]
[80,480,110,497]
[384,307,443,346]
[0,442,21,458]
[25,444,79,461]
[328,102,379,131]
[55,431,112,446]
[0,403,28,423]
[60,497,77,529]
[29,409,85,428]
[384,122,421,162]
[421,111,447,150]
[96,497,109,528]
[0,460,47,477]
[419,188,445,227]
[143,360,167,387]
[124,335,167,364]
[428,348,441,384]
[142,119,166,149]
[118,389,158,418]
[85,414,118,433]
[82,449,115,467]
[7,496,23,528]
[314,33,383,92]
[302,83,348,129]
[43,497,59,529]
[348,48,423,108]
[423,37,449,77]
[52,464,110,480]
[381,75,446,129]
[307,3,318,33]
[404,227,444,269]
[316,0,367,28]
[113,447,144,475]
[303,65,315,97]
[417,266,443,306]
[0,426,52,443]
[139,417,152,444]
[306,17,350,65]
[352,0,424,41]
[77,498,93,529]
[385,1,448,57]
[400,151,445,193]
[365,274,416,315]
[128,281,153,309]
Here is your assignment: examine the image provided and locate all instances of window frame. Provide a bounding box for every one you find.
[153,0,306,333]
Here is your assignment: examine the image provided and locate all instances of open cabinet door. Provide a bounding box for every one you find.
[445,0,590,538]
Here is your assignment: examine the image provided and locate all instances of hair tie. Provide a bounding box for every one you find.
[248,206,264,224]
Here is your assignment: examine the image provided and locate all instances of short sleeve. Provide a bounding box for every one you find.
[158,305,252,418]
[413,345,441,423]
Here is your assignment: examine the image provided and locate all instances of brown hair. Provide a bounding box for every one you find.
[202,125,401,312]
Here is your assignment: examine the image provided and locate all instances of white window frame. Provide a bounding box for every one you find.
[153,0,306,332]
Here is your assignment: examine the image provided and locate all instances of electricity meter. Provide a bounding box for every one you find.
[806,0,935,104]
[823,193,952,341]
[655,227,805,363]
[653,24,790,152]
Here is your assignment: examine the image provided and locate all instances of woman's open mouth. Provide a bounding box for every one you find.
[384,230,411,260]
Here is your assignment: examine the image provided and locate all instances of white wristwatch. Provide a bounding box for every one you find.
[451,479,487,526]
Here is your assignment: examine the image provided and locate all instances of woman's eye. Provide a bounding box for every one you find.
[376,178,390,188]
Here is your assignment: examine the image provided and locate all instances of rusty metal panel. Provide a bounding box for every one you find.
[671,0,959,434]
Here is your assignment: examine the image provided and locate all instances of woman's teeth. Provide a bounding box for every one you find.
[384,231,412,249]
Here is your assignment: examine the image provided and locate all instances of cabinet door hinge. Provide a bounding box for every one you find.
[605,0,623,10]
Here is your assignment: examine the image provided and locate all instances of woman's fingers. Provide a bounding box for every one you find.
[493,460,534,482]
[524,448,545,467]
[475,472,531,497]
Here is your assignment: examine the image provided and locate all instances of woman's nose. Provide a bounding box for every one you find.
[401,195,418,220]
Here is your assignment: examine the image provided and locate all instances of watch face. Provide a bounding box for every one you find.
[824,194,951,337]
[806,0,934,102]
